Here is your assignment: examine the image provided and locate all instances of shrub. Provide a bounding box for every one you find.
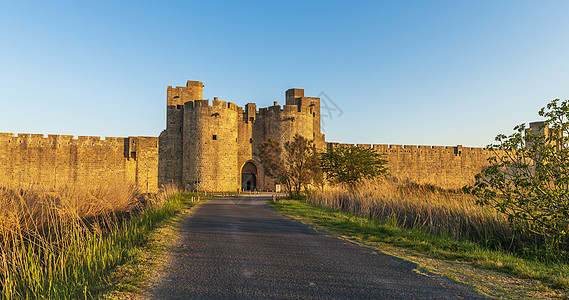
[471,99,569,256]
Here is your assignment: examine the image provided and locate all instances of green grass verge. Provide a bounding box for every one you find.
[269,199,569,299]
[100,193,206,298]
[101,193,207,299]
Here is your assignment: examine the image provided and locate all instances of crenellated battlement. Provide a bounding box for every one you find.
[328,142,489,152]
[182,99,240,111]
[256,103,313,116]
[0,132,157,148]
[167,80,204,107]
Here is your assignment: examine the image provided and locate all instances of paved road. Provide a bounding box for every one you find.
[145,196,487,299]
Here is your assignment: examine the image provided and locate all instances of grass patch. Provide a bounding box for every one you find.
[269,199,569,299]
[0,183,203,299]
[102,192,206,299]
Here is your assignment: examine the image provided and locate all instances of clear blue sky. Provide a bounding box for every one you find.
[1,0,568,147]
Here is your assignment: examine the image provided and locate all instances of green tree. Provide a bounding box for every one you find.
[257,134,320,197]
[320,144,388,188]
[471,99,569,255]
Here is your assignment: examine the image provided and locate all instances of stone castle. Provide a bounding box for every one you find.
[0,80,497,193]
[158,81,326,192]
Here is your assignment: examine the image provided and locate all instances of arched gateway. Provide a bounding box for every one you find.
[241,162,257,191]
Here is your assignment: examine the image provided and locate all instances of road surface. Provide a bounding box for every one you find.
[144,196,487,299]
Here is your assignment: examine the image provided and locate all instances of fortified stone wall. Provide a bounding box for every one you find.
[237,103,263,184]
[237,104,255,170]
[0,80,504,194]
[167,81,203,107]
[159,80,327,192]
[158,81,205,188]
[285,89,325,149]
[158,106,184,187]
[327,142,495,189]
[256,102,323,149]
[183,99,240,191]
[253,101,323,190]
[0,133,159,193]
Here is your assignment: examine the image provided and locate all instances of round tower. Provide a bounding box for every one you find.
[182,99,240,191]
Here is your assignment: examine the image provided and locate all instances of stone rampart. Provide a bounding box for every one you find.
[0,133,159,193]
[327,142,495,189]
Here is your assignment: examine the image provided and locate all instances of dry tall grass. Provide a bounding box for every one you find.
[0,181,144,298]
[308,179,513,246]
[0,182,140,226]
[152,183,184,208]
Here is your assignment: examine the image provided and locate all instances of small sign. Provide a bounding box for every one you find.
[275,184,281,192]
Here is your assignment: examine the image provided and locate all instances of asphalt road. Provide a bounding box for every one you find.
[144,196,488,299]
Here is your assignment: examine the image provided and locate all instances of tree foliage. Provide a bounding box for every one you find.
[471,99,569,255]
[320,145,388,187]
[257,134,320,196]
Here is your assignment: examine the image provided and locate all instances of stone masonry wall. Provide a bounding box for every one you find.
[328,142,494,189]
[183,99,240,191]
[255,102,319,190]
[159,81,205,188]
[0,133,159,193]
[0,80,495,194]
[237,106,252,170]
[158,106,184,187]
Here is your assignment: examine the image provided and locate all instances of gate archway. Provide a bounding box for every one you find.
[241,161,258,191]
